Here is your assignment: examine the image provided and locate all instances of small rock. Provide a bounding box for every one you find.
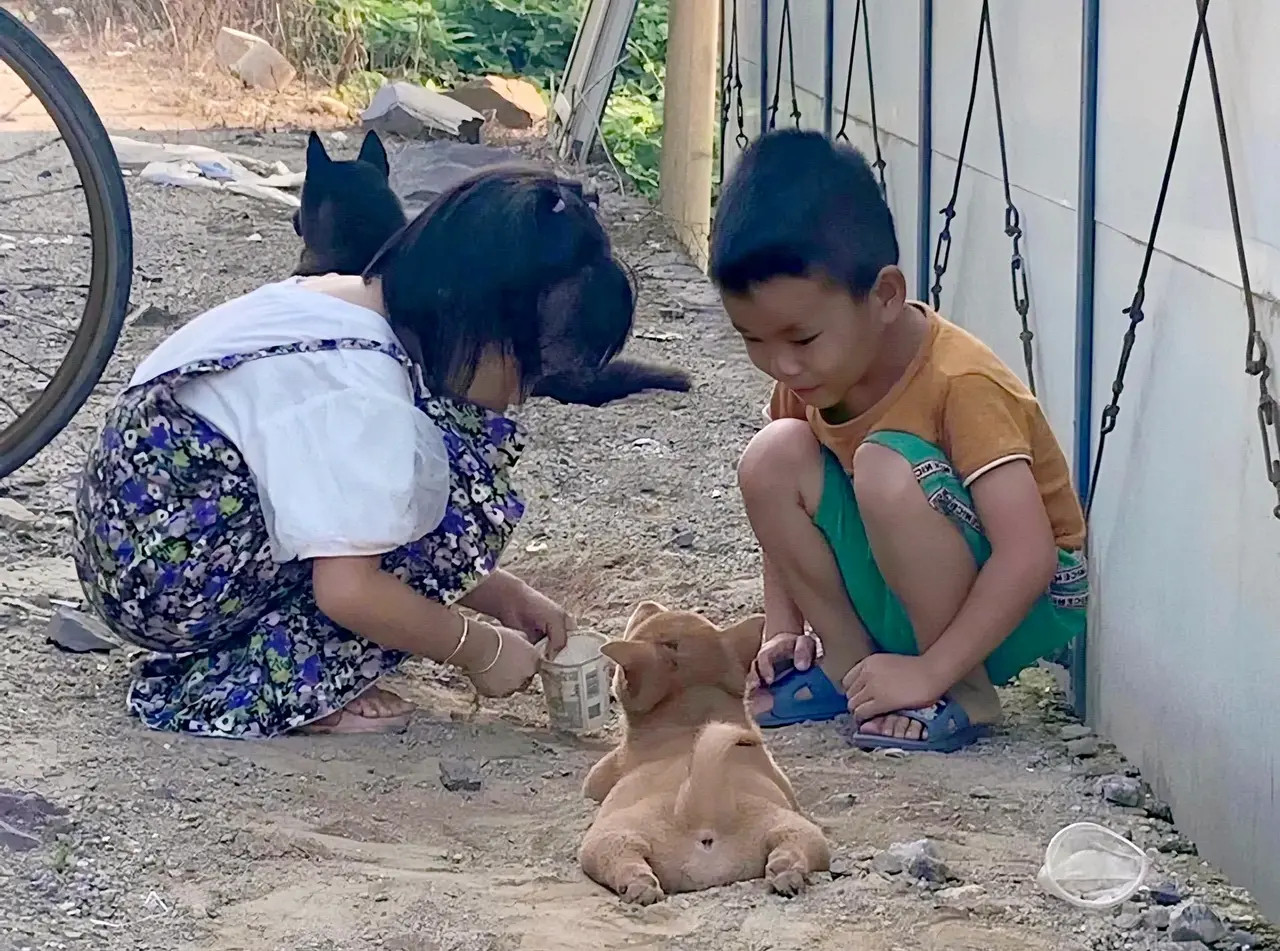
[937,884,985,908]
[968,786,995,799]
[1227,930,1259,949]
[362,81,484,144]
[214,28,296,91]
[671,530,696,549]
[1097,775,1144,807]
[443,75,547,130]
[1114,912,1142,931]
[1066,735,1100,757]
[127,303,179,328]
[1145,796,1174,823]
[439,759,482,793]
[1061,723,1093,741]
[0,497,37,530]
[45,607,118,653]
[1146,882,1184,907]
[0,789,67,851]
[872,839,953,884]
[1143,907,1171,930]
[1157,835,1196,856]
[1155,943,1209,951]
[1168,900,1227,944]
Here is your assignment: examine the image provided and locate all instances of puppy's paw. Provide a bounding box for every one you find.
[766,852,808,897]
[620,870,665,905]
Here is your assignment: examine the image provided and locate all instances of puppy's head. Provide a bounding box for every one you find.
[293,130,406,276]
[600,601,765,715]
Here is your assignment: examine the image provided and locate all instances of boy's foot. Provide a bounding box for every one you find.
[844,698,989,754]
[300,687,416,735]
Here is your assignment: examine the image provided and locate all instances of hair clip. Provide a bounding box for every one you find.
[551,197,566,213]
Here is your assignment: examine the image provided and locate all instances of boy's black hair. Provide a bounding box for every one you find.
[292,131,691,407]
[709,129,899,298]
[363,165,634,398]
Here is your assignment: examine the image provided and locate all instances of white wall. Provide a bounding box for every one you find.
[720,0,1280,918]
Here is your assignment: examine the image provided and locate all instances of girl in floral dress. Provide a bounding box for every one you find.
[70,168,635,739]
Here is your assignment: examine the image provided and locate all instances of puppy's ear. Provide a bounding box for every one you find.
[357,130,390,178]
[624,600,667,638]
[306,131,331,169]
[719,614,766,682]
[601,639,673,714]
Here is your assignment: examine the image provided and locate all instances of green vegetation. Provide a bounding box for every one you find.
[318,0,667,194]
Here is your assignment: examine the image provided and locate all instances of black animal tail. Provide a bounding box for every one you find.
[532,358,692,407]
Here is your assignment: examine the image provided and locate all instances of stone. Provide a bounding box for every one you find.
[1168,901,1227,945]
[1227,930,1260,949]
[1067,736,1100,757]
[1061,723,1093,741]
[1097,775,1144,807]
[671,530,696,549]
[0,788,67,851]
[1146,882,1184,906]
[1157,835,1196,856]
[214,28,296,91]
[968,786,995,799]
[1144,906,1171,930]
[872,839,953,884]
[1156,943,1209,951]
[439,759,482,792]
[1114,912,1142,931]
[1145,796,1174,823]
[0,497,37,530]
[937,884,985,909]
[45,607,118,653]
[443,75,548,130]
[362,82,484,144]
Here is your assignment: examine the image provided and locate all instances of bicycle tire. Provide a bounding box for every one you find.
[0,10,132,479]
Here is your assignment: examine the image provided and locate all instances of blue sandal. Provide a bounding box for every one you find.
[754,662,849,728]
[842,698,989,753]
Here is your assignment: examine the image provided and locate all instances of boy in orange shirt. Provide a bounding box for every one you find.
[710,130,1087,752]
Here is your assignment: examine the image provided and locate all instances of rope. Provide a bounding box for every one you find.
[834,0,887,195]
[766,0,802,130]
[928,0,1038,395]
[1088,0,1280,519]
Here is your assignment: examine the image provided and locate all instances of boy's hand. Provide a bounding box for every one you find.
[748,631,819,688]
[499,584,572,658]
[464,620,542,697]
[843,653,944,722]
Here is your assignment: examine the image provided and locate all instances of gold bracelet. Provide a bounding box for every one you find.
[471,626,504,675]
[442,615,470,665]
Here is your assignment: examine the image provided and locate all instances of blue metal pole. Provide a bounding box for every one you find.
[1071,0,1101,720]
[915,0,934,301]
[759,0,770,135]
[822,0,835,137]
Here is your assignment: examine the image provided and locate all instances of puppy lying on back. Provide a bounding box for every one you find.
[292,130,692,408]
[580,601,830,904]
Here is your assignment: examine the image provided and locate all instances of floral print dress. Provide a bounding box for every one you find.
[70,338,525,739]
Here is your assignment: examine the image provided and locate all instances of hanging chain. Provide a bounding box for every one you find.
[1198,0,1280,518]
[834,0,887,195]
[1086,3,1206,517]
[766,0,802,130]
[929,0,1037,394]
[722,0,749,150]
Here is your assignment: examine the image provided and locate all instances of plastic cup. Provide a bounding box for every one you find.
[1036,821,1150,910]
[538,630,611,733]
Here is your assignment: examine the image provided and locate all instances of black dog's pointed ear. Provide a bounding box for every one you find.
[357,130,390,178]
[305,131,330,169]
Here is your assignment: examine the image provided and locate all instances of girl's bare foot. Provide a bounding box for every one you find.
[299,687,416,735]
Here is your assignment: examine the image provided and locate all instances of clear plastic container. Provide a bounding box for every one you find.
[1036,821,1150,910]
[538,631,611,733]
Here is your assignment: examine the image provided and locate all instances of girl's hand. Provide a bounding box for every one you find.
[464,619,542,697]
[500,584,573,658]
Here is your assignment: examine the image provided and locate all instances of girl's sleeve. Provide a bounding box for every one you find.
[231,350,452,562]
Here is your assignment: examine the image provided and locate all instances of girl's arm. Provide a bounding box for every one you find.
[457,568,526,620]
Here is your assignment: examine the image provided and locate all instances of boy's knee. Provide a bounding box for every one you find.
[851,441,922,515]
[738,419,824,512]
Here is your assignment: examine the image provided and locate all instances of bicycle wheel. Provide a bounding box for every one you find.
[0,10,132,479]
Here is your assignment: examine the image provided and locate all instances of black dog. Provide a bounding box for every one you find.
[292,131,691,407]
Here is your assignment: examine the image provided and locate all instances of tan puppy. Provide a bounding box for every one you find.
[579,601,830,904]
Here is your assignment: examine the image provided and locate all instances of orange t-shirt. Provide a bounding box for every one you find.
[767,304,1086,550]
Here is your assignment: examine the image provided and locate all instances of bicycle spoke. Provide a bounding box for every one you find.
[3,282,91,291]
[0,135,62,166]
[0,182,82,206]
[0,227,89,237]
[1,310,74,334]
[0,393,21,419]
[0,88,34,122]
[0,345,53,378]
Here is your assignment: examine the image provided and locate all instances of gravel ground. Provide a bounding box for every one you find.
[0,113,1276,951]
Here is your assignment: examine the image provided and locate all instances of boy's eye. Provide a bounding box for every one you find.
[793,334,820,346]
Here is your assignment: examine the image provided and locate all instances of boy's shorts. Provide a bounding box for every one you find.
[814,430,1087,686]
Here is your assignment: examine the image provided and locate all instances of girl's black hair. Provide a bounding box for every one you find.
[362,166,634,398]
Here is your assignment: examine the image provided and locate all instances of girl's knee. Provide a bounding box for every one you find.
[851,441,923,516]
[738,419,825,510]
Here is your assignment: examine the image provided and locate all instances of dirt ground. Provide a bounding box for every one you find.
[0,44,1276,951]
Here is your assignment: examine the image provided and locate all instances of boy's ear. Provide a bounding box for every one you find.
[357,130,390,178]
[305,130,330,169]
[624,600,667,638]
[601,639,673,715]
